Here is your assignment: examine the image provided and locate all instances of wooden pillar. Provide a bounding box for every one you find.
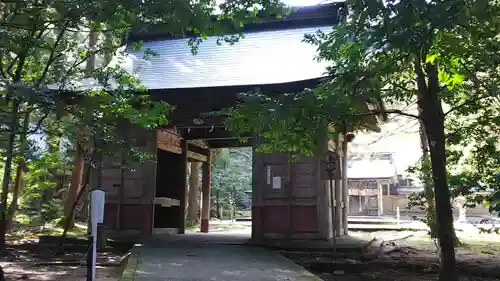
[334,138,342,237]
[363,184,368,214]
[200,152,211,233]
[377,181,383,215]
[187,162,201,224]
[358,183,362,212]
[319,138,333,240]
[341,137,349,235]
[251,136,264,241]
[116,159,124,230]
[179,139,188,234]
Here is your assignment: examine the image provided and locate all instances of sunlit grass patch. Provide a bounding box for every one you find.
[6,221,88,241]
[41,222,88,237]
[185,224,200,231]
[406,231,500,255]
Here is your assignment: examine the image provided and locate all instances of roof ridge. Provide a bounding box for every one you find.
[127,2,345,43]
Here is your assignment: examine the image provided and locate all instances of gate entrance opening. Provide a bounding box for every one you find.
[154,149,184,233]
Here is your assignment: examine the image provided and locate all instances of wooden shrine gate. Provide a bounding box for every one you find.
[95,2,380,241]
[99,122,351,241]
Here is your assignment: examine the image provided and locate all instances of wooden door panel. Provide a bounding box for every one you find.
[255,151,321,236]
[294,156,315,164]
[292,162,315,175]
[292,175,317,198]
[261,152,290,198]
[123,178,145,199]
[262,152,289,164]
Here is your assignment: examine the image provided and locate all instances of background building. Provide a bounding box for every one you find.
[347,152,397,216]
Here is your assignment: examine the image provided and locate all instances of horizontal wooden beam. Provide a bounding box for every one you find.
[157,129,209,162]
[189,139,209,149]
[154,197,181,207]
[157,128,183,154]
[157,122,252,153]
[206,138,251,148]
[157,139,182,154]
[182,127,239,140]
[188,151,208,162]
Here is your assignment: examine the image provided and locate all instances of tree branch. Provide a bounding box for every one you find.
[444,94,492,117]
[0,55,6,79]
[460,61,484,93]
[358,109,422,120]
[5,56,19,79]
[26,111,49,134]
[60,42,124,83]
[414,56,428,98]
[444,61,494,117]
[36,20,70,87]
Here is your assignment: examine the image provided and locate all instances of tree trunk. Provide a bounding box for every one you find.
[417,60,458,281]
[418,120,438,238]
[0,99,20,254]
[184,165,190,220]
[62,142,85,227]
[187,162,201,225]
[424,116,458,281]
[6,111,31,231]
[6,164,25,231]
[0,264,5,281]
[232,186,236,221]
[79,187,89,220]
[216,189,222,219]
[57,162,91,254]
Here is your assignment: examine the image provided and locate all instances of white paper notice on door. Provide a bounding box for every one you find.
[272,176,282,189]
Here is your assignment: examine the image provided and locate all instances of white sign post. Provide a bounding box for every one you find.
[90,189,105,281]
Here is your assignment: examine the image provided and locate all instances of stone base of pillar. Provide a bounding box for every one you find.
[200,218,209,233]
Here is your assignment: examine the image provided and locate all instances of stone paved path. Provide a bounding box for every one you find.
[133,233,318,281]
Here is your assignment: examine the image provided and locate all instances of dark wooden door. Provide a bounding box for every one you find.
[253,151,320,238]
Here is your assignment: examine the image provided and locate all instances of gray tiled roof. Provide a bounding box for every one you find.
[122,26,333,90]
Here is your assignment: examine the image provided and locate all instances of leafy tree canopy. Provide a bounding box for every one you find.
[227,1,499,280]
[0,0,289,168]
[0,0,288,252]
[228,0,499,204]
[229,0,499,146]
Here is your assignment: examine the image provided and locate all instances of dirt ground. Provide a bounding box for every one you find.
[0,238,133,281]
[284,230,500,281]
